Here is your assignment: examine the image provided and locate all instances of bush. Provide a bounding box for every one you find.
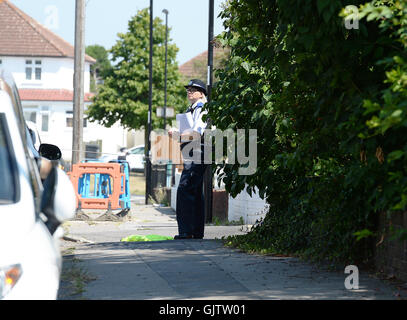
[210,0,407,265]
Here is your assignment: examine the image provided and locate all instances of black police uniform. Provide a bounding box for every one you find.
[175,79,208,240]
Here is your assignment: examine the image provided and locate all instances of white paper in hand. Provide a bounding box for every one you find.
[176,112,194,134]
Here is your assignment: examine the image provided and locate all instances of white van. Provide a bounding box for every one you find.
[0,70,76,300]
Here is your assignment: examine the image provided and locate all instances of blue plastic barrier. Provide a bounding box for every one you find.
[78,159,131,213]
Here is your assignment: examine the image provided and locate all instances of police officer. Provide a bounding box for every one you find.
[174,79,208,240]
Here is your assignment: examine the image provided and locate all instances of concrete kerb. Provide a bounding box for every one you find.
[62,203,249,244]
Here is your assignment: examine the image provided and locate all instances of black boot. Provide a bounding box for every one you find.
[174,234,194,240]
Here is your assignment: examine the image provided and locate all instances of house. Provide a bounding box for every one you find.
[178,45,230,83]
[0,0,135,163]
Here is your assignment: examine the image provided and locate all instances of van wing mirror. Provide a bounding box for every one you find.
[39,143,62,160]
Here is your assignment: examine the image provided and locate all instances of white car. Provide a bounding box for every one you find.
[97,147,127,163]
[98,153,119,163]
[0,70,76,300]
[123,145,145,173]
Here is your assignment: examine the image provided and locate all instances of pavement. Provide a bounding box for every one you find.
[58,198,407,301]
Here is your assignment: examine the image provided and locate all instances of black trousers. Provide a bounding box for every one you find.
[176,144,207,238]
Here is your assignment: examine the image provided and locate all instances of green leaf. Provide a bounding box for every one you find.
[241,61,251,72]
[366,116,380,128]
[390,109,402,118]
[323,9,332,23]
[317,0,330,15]
[389,228,407,241]
[353,229,374,241]
[387,150,404,162]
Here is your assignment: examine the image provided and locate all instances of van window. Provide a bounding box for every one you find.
[0,114,18,203]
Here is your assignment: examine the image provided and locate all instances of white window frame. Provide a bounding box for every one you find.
[25,59,32,80]
[23,107,38,124]
[66,110,87,128]
[39,106,49,132]
[34,60,42,80]
[23,106,49,132]
[66,110,73,128]
[25,59,42,81]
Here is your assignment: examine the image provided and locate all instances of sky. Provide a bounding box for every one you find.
[9,0,226,65]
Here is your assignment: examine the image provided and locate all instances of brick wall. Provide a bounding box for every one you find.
[375,211,407,282]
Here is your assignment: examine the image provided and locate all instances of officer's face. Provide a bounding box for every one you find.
[186,87,204,104]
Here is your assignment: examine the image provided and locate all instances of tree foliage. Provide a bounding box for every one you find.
[209,0,406,264]
[86,8,186,130]
[86,44,113,79]
[85,44,112,92]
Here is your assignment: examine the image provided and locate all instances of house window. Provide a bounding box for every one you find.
[25,60,32,80]
[25,67,32,80]
[23,107,49,132]
[24,109,38,123]
[66,111,73,127]
[41,114,49,132]
[25,60,42,80]
[66,111,87,128]
[35,60,42,80]
[40,106,49,132]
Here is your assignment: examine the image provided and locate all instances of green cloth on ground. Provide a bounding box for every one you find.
[120,234,174,242]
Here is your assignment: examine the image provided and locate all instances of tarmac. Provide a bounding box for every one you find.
[58,196,407,301]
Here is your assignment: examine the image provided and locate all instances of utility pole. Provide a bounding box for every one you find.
[204,0,214,223]
[162,9,168,130]
[72,0,85,165]
[145,0,153,204]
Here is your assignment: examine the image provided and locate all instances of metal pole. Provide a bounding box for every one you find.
[204,0,214,223]
[145,0,153,204]
[162,9,168,130]
[72,0,85,165]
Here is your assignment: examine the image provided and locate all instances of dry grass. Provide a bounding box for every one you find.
[58,248,97,299]
[129,172,145,195]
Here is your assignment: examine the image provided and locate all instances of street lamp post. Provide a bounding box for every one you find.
[145,0,153,204]
[204,0,214,223]
[162,9,168,131]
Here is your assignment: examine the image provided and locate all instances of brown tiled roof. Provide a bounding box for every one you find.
[19,88,94,102]
[179,46,230,81]
[179,51,208,79]
[0,0,95,63]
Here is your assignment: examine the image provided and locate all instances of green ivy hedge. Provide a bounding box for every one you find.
[208,0,407,265]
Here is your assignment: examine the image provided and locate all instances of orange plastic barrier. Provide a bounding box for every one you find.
[67,162,125,210]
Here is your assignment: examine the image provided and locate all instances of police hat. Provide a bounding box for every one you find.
[184,79,207,96]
